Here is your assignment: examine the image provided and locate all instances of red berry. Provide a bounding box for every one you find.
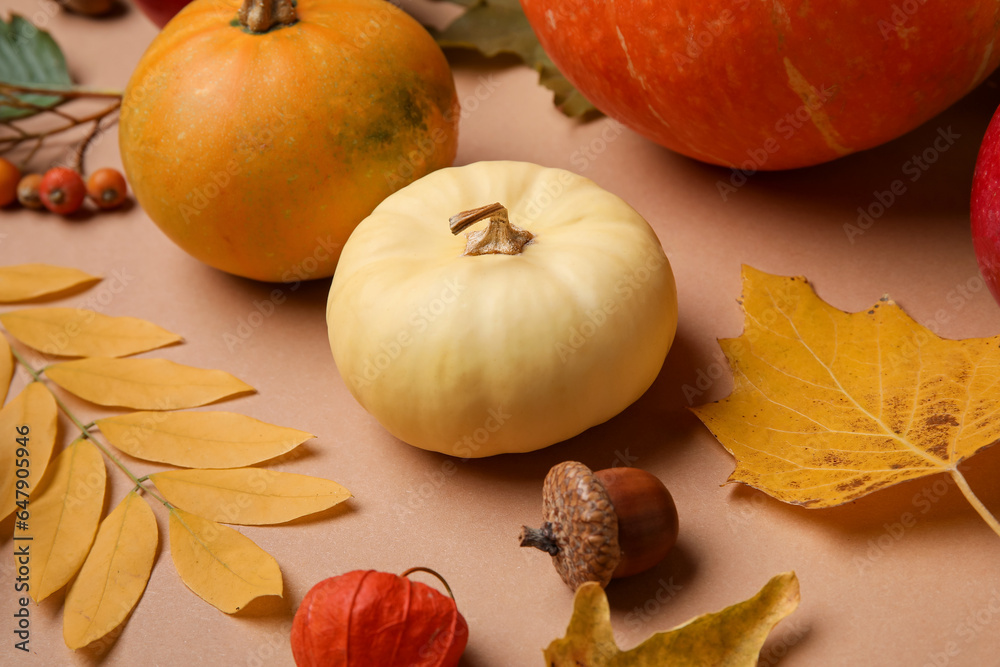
[86,167,128,209]
[16,174,44,209]
[0,157,19,207]
[39,167,86,215]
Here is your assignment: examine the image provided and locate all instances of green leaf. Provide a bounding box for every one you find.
[0,15,72,121]
[429,0,598,118]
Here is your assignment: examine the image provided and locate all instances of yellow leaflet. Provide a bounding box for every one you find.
[150,468,350,525]
[692,266,1000,508]
[545,572,799,666]
[0,335,13,404]
[45,358,255,410]
[0,308,182,358]
[167,507,282,613]
[0,264,100,303]
[63,492,157,649]
[0,383,58,521]
[27,439,106,602]
[96,411,313,468]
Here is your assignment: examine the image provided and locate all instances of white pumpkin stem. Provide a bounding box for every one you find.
[449,203,534,256]
[239,0,297,33]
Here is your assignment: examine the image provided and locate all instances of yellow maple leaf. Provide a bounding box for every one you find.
[692,266,1000,533]
[544,572,799,666]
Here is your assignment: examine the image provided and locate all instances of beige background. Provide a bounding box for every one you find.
[3,1,1000,665]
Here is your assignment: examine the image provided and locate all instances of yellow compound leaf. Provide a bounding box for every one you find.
[0,335,13,404]
[95,411,313,468]
[545,572,800,666]
[45,358,255,410]
[167,507,282,613]
[692,267,1000,509]
[1,382,58,521]
[27,439,106,602]
[150,468,351,525]
[63,491,157,649]
[0,308,182,358]
[0,264,100,303]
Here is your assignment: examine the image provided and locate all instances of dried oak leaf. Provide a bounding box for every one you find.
[545,572,799,666]
[692,266,1000,510]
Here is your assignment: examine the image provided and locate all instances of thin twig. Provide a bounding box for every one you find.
[0,98,121,154]
[0,81,123,167]
[71,118,102,174]
[0,95,75,120]
[20,136,44,169]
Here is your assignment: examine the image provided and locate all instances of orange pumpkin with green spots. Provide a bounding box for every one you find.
[120,0,459,282]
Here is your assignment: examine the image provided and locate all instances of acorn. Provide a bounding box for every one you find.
[519,461,679,590]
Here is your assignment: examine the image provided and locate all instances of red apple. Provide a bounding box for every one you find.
[521,0,1000,170]
[971,105,1000,306]
[132,0,192,27]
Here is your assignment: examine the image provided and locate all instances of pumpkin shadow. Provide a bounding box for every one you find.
[449,323,706,489]
[208,269,332,309]
[684,67,1000,221]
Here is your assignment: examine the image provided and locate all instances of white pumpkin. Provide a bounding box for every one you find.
[326,161,677,457]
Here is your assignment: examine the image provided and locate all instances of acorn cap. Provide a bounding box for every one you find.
[520,461,621,589]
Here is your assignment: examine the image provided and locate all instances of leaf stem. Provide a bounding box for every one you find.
[9,345,172,508]
[949,469,1000,538]
[9,345,43,381]
[86,430,171,507]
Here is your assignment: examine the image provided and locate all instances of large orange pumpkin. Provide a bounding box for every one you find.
[120,0,459,282]
[521,0,1000,171]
